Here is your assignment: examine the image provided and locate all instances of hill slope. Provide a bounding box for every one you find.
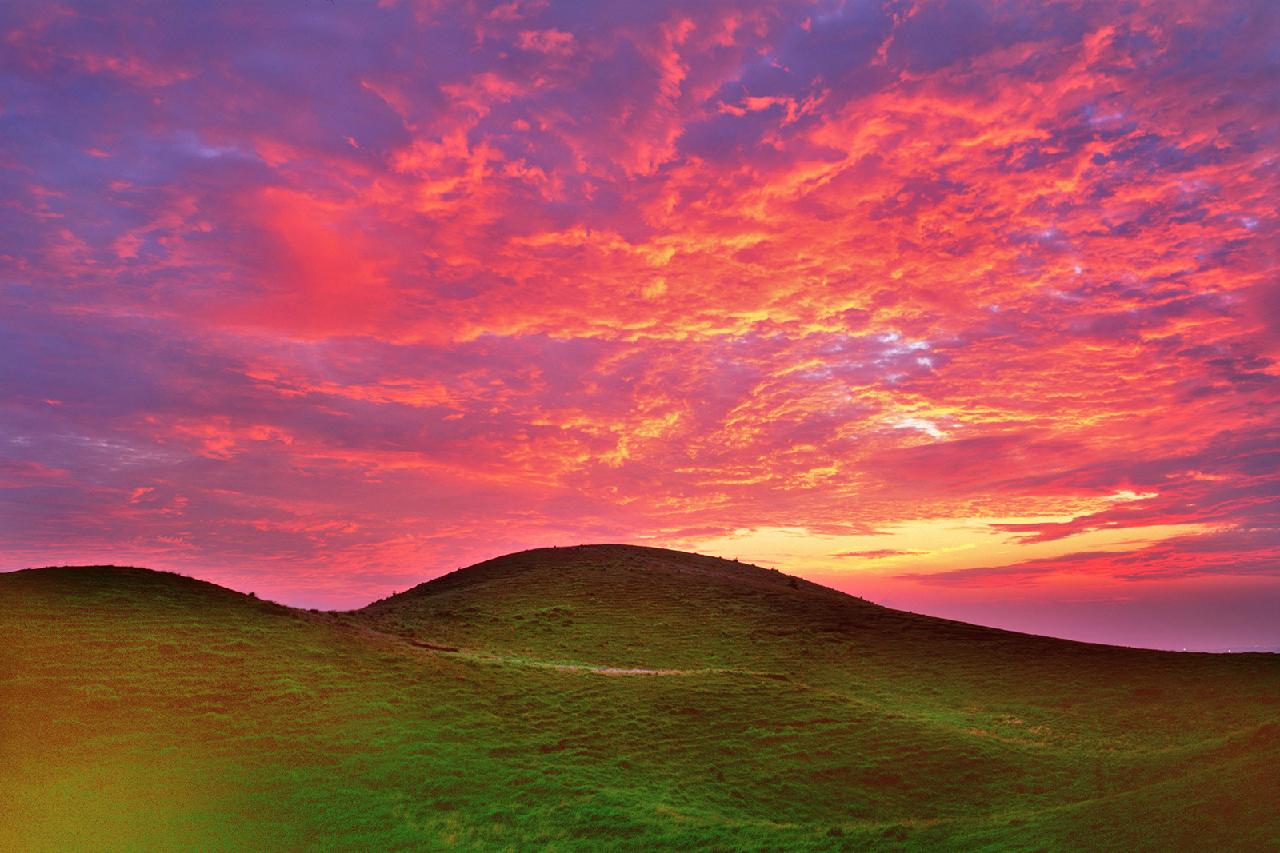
[3,546,1279,851]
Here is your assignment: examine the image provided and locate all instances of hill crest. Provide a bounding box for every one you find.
[360,543,846,610]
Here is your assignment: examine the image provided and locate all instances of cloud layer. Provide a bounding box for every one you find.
[1,1,1277,646]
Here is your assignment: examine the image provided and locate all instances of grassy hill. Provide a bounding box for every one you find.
[2,544,1278,850]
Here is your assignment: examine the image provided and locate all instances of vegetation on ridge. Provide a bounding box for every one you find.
[2,545,1278,851]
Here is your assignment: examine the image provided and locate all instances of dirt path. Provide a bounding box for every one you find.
[352,622,1087,751]
[471,653,785,679]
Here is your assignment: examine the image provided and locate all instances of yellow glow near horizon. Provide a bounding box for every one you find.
[676,516,1214,582]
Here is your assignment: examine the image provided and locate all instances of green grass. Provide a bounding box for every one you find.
[2,545,1278,850]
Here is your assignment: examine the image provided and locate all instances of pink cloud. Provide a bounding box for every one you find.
[0,0,1277,646]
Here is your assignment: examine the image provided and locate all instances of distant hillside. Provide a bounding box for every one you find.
[3,547,1278,851]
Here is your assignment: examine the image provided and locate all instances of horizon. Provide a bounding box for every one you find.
[2,1,1278,652]
[6,546,1279,654]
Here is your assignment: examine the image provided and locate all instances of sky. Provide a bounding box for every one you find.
[1,0,1277,651]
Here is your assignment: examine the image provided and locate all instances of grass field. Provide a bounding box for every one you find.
[2,544,1278,850]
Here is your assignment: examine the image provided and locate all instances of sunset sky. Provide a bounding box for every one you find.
[2,0,1277,650]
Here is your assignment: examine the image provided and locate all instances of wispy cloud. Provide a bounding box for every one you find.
[0,0,1276,644]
